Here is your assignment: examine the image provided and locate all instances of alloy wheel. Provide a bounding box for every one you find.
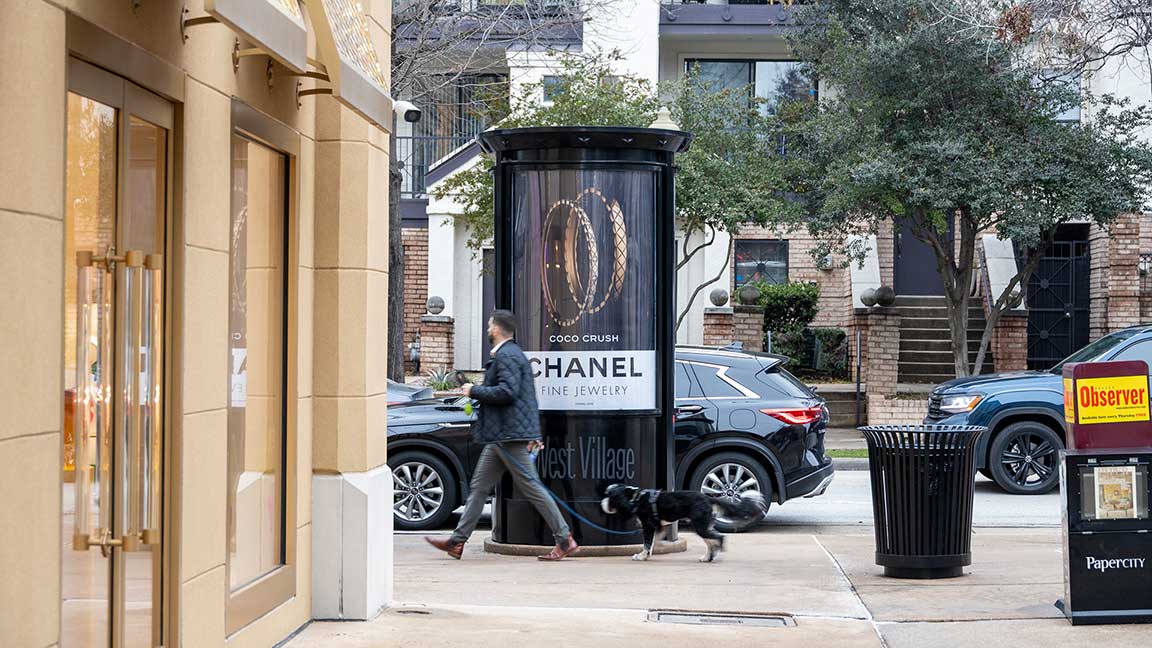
[393,461,446,522]
[700,463,761,525]
[1000,432,1058,489]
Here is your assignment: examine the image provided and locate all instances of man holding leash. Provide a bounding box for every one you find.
[425,310,579,561]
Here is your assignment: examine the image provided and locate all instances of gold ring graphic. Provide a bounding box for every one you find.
[542,198,598,328]
[541,187,628,327]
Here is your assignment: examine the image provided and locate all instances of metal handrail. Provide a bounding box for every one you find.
[397,134,478,198]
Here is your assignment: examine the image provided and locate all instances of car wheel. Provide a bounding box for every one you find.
[688,452,772,533]
[390,451,458,531]
[978,468,994,481]
[988,421,1063,495]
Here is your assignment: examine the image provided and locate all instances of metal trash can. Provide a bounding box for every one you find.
[859,425,986,579]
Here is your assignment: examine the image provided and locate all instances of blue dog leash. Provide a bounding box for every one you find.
[491,443,641,537]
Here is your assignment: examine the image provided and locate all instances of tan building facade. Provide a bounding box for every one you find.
[0,1,395,646]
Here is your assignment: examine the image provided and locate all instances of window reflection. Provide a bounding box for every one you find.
[227,135,287,591]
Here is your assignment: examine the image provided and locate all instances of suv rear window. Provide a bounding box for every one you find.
[690,364,745,398]
[755,366,814,399]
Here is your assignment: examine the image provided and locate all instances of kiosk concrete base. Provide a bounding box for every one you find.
[484,537,687,557]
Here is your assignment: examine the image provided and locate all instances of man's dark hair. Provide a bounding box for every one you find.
[490,310,517,337]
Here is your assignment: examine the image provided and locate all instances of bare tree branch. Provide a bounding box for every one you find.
[677,223,719,272]
[675,236,735,334]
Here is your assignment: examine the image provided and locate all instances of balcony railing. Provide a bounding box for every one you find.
[397,135,477,199]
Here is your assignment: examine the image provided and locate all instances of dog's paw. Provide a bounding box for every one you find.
[631,550,651,561]
[698,554,713,563]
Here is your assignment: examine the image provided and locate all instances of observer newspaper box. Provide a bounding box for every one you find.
[1062,360,1152,449]
[1059,360,1152,624]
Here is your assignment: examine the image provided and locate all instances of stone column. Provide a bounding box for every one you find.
[419,315,455,371]
[1107,214,1142,331]
[310,96,393,620]
[0,2,66,645]
[991,313,1028,372]
[733,305,766,352]
[855,307,905,423]
[703,307,734,346]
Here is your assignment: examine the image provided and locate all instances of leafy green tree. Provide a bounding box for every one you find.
[785,0,1152,376]
[434,53,802,331]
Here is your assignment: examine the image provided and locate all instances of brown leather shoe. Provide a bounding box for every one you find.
[537,535,579,561]
[425,536,464,560]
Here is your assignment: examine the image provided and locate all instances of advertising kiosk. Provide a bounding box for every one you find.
[1058,360,1152,624]
[479,127,692,548]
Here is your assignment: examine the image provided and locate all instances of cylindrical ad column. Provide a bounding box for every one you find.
[481,127,691,546]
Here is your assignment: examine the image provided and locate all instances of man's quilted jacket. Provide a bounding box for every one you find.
[469,340,542,444]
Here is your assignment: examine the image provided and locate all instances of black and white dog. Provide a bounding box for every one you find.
[600,484,767,562]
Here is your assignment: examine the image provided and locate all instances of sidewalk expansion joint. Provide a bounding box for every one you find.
[813,535,890,648]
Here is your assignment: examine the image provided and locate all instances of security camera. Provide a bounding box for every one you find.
[394,100,422,123]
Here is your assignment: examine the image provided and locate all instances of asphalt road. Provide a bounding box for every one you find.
[409,470,1061,535]
[765,471,1061,528]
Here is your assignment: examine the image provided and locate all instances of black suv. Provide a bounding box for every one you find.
[387,346,835,532]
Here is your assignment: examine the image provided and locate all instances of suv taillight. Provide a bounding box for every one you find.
[760,406,823,425]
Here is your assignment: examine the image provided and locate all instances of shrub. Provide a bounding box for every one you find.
[426,368,457,392]
[754,281,820,334]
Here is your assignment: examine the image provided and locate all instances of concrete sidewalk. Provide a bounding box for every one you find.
[288,528,1151,648]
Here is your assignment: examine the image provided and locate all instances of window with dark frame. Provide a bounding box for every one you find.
[227,134,289,593]
[734,240,789,287]
[685,59,816,116]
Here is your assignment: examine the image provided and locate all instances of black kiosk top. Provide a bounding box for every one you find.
[479,126,693,155]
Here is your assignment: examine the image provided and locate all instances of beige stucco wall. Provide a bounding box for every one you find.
[0,0,390,646]
[0,2,66,647]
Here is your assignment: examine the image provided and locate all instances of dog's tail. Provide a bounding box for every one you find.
[712,492,768,522]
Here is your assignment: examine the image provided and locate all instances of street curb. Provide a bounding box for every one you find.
[484,537,688,557]
[832,457,869,472]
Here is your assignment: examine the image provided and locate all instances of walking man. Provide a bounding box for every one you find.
[425,310,579,561]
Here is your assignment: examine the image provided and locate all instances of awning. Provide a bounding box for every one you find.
[205,0,309,73]
[307,0,393,131]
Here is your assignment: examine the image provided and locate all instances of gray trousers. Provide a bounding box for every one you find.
[450,441,571,545]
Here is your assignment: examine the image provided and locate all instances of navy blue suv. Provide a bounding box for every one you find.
[926,327,1152,494]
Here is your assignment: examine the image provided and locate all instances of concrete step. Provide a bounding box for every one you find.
[900,328,986,341]
[901,339,986,352]
[899,361,967,376]
[898,376,957,384]
[900,350,993,364]
[819,390,864,403]
[892,296,949,307]
[893,307,986,319]
[899,317,988,330]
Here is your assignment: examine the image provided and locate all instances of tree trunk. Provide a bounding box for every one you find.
[387,153,407,382]
[921,214,976,378]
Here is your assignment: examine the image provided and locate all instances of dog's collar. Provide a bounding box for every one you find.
[633,488,660,505]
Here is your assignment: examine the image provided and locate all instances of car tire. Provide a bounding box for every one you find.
[688,451,773,533]
[978,468,994,481]
[988,421,1063,495]
[390,451,458,531]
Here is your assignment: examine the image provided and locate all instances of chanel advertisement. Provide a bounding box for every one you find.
[511,167,657,411]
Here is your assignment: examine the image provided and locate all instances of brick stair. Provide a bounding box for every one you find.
[812,383,867,427]
[895,296,994,384]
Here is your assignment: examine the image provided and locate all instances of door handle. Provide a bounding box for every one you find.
[675,404,704,418]
[72,250,161,553]
[124,252,163,550]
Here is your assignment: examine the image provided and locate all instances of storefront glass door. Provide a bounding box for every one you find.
[62,59,170,648]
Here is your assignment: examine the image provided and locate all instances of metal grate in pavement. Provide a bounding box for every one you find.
[647,610,795,627]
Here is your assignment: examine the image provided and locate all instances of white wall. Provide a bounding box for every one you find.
[585,0,660,83]
[1086,52,1152,144]
[676,228,733,345]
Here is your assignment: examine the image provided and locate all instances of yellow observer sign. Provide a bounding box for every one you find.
[1065,375,1151,424]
